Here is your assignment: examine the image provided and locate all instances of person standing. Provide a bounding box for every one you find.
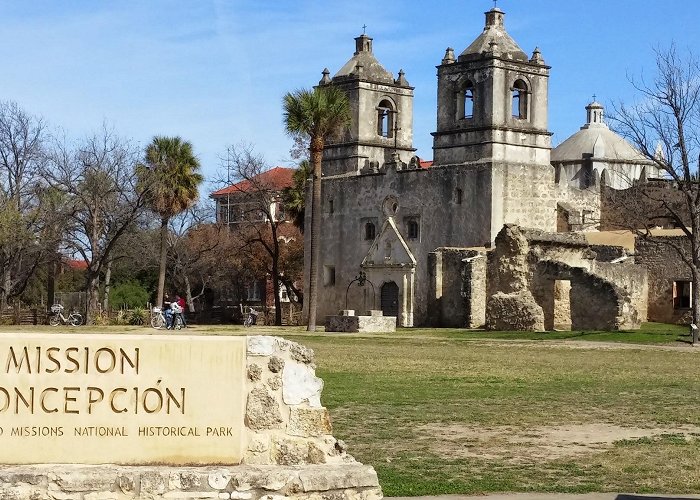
[175,294,187,328]
[163,294,174,329]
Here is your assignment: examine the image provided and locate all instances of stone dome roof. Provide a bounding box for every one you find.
[459,8,528,62]
[551,102,650,164]
[333,34,395,85]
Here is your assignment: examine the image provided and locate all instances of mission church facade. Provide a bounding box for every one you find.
[305,7,663,328]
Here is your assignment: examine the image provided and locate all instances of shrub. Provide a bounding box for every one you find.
[109,281,149,310]
[129,307,148,326]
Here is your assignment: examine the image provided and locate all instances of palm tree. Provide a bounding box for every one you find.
[283,86,351,331]
[282,159,312,232]
[137,136,203,308]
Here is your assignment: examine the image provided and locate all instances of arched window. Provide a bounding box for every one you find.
[463,81,474,118]
[365,222,376,241]
[377,100,395,138]
[512,79,528,119]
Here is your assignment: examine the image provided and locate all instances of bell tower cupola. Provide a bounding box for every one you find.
[432,7,552,166]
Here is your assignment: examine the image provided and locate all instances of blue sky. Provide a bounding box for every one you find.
[2,1,699,190]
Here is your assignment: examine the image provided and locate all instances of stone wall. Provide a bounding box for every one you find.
[635,236,692,324]
[428,247,487,328]
[486,224,646,331]
[0,336,382,500]
[310,163,494,327]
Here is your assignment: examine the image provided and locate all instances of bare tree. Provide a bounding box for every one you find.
[610,45,700,342]
[44,126,146,324]
[215,144,303,326]
[167,201,226,312]
[0,101,60,309]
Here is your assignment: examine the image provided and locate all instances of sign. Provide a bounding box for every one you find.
[0,333,246,465]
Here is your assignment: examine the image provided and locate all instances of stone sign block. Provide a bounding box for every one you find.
[0,333,246,465]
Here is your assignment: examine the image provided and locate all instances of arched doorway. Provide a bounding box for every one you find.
[380,281,399,318]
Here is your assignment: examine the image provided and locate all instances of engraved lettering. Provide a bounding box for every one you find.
[40,387,58,413]
[87,387,104,414]
[63,387,79,414]
[6,347,31,374]
[64,348,80,373]
[45,347,61,373]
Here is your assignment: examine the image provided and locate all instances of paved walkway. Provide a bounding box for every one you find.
[390,494,700,500]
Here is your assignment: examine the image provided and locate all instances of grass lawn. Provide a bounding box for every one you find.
[298,324,700,496]
[1,322,698,495]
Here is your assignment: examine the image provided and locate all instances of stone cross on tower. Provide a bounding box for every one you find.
[362,24,367,34]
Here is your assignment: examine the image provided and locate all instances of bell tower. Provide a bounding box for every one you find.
[432,8,552,166]
[319,34,415,176]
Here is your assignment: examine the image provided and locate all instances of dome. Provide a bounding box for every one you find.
[459,8,528,62]
[551,102,648,164]
[333,34,395,84]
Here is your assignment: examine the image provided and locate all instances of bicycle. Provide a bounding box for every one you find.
[151,307,183,330]
[49,304,83,327]
[151,307,166,329]
[243,307,259,327]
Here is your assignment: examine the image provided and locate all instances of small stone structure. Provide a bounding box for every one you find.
[325,310,396,333]
[0,336,382,500]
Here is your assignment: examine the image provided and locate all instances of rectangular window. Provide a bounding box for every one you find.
[329,199,334,214]
[673,281,692,309]
[405,217,420,240]
[323,265,336,287]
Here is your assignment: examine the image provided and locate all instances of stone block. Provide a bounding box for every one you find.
[246,387,283,430]
[207,470,232,490]
[268,357,284,373]
[282,363,323,407]
[325,315,395,333]
[272,438,326,466]
[0,465,383,500]
[83,492,119,500]
[297,465,379,492]
[248,363,262,381]
[141,471,168,495]
[267,375,282,391]
[247,336,277,356]
[288,408,333,437]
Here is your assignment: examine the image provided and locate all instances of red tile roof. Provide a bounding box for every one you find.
[419,160,433,169]
[211,167,294,197]
[66,259,88,270]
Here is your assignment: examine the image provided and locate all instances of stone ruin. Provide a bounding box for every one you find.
[485,224,647,331]
[0,335,382,500]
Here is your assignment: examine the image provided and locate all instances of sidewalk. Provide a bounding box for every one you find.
[389,494,700,500]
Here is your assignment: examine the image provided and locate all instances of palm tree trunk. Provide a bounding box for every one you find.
[157,217,169,307]
[307,142,323,331]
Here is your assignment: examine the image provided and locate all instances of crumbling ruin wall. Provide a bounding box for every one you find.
[486,224,645,331]
[486,225,545,330]
[635,236,692,324]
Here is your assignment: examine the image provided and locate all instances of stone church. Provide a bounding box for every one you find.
[304,7,668,329]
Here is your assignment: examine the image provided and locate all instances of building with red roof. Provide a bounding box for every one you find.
[210,167,295,225]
